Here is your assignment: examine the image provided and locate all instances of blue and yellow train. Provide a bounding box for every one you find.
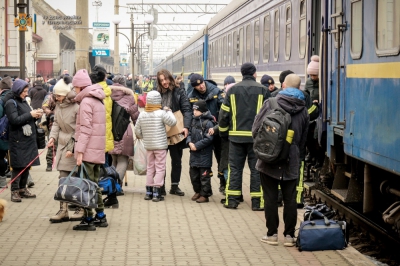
[155,0,400,235]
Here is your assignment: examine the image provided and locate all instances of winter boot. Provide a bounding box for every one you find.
[104,194,119,208]
[0,176,7,188]
[251,198,264,211]
[50,202,70,223]
[152,187,164,202]
[19,188,36,198]
[160,184,166,196]
[73,217,96,231]
[46,164,52,172]
[70,207,84,221]
[169,185,185,196]
[144,186,153,200]
[11,190,21,203]
[93,212,108,227]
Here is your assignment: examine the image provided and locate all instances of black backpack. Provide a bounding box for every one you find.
[253,97,292,163]
[111,100,131,141]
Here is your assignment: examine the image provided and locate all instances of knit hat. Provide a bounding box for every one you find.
[260,75,274,86]
[190,74,204,87]
[279,70,294,84]
[193,100,208,113]
[72,69,92,88]
[0,76,12,89]
[12,79,29,95]
[53,77,72,96]
[49,79,56,86]
[241,63,256,76]
[224,76,236,85]
[146,90,162,105]
[112,75,126,87]
[307,55,319,75]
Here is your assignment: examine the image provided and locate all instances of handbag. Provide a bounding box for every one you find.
[296,212,347,251]
[54,165,99,208]
[133,139,147,175]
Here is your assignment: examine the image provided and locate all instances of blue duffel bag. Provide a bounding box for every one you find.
[297,213,347,251]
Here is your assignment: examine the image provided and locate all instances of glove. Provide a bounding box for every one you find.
[205,93,215,101]
[22,124,32,136]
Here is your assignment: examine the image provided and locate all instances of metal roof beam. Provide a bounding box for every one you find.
[124,4,226,14]
[154,24,204,31]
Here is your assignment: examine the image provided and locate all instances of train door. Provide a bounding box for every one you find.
[329,0,346,128]
[308,0,321,56]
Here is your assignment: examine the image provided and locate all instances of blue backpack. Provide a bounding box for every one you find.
[98,165,121,196]
[0,99,17,141]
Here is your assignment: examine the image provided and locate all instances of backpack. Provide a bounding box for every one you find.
[0,99,17,141]
[99,165,121,196]
[111,100,131,141]
[253,97,292,163]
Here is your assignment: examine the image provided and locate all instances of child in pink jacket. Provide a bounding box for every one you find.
[72,69,107,231]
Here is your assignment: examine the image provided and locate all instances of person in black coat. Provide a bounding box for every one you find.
[157,69,192,196]
[5,80,43,202]
[187,100,214,203]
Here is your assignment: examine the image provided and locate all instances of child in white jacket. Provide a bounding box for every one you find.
[135,91,176,202]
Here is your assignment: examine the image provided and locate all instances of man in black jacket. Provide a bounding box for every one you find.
[252,73,309,247]
[218,63,269,210]
[188,74,225,193]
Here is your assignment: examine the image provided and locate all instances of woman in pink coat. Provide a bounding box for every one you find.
[71,69,107,231]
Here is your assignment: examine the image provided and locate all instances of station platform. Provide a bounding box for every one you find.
[0,149,375,266]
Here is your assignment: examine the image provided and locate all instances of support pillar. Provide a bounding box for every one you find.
[114,0,119,74]
[75,0,89,72]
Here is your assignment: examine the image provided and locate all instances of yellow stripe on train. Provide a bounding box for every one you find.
[347,62,400,79]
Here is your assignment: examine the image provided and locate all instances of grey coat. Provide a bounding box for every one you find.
[135,109,177,150]
[49,90,79,172]
[252,93,309,180]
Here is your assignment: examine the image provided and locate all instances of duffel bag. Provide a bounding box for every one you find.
[297,213,347,251]
[99,176,117,196]
[54,165,98,208]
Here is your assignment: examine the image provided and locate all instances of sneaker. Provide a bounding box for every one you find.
[11,190,22,202]
[260,234,278,245]
[73,217,96,231]
[93,213,108,227]
[284,235,296,247]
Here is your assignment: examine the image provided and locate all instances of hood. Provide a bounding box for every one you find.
[279,88,305,101]
[204,79,217,86]
[110,84,133,101]
[74,83,105,103]
[193,110,215,121]
[12,79,28,96]
[98,81,112,97]
[276,93,306,115]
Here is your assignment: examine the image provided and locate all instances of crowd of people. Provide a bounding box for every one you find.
[0,56,322,242]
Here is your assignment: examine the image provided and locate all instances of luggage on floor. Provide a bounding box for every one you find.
[297,212,347,251]
[54,165,98,208]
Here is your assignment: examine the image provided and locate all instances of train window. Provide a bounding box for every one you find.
[331,0,343,48]
[299,0,306,58]
[376,0,400,56]
[274,10,279,61]
[263,14,270,62]
[228,34,232,66]
[239,28,244,65]
[285,4,292,60]
[233,31,237,66]
[246,24,251,62]
[254,20,260,64]
[351,0,362,59]
[209,43,212,69]
[223,36,227,67]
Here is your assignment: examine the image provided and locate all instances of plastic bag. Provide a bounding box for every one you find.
[134,139,147,175]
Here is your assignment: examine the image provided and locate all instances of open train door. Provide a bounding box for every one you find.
[328,0,346,130]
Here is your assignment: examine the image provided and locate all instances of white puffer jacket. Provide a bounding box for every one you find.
[135,109,177,150]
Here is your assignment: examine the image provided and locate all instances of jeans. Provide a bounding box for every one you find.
[11,168,30,191]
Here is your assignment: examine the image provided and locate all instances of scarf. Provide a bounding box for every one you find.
[145,103,161,112]
[161,89,173,109]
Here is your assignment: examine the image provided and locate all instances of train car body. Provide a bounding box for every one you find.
[315,0,400,236]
